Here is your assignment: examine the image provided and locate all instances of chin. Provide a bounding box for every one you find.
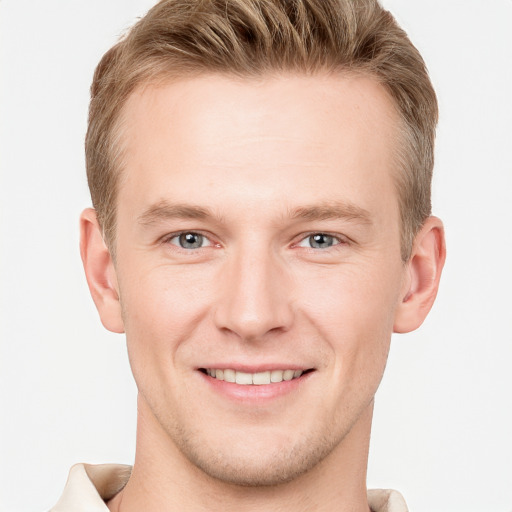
[174,427,341,487]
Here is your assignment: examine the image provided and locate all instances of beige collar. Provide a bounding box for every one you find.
[51,463,408,512]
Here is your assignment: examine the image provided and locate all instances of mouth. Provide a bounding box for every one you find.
[199,368,314,385]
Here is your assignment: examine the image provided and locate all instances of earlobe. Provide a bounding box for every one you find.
[393,216,446,333]
[80,208,125,333]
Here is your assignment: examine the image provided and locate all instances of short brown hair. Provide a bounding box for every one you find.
[86,0,438,260]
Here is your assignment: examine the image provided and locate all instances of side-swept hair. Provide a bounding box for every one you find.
[86,0,438,260]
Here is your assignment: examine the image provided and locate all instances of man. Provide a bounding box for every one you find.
[52,0,445,510]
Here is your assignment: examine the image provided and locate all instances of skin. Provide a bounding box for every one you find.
[80,73,445,511]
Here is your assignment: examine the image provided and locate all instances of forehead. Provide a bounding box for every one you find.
[116,72,401,225]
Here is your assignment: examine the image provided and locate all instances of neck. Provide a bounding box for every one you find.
[108,396,373,512]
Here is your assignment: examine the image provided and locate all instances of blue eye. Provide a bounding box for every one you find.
[298,233,339,249]
[169,232,211,249]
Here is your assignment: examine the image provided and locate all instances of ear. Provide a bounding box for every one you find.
[394,216,446,333]
[80,208,125,333]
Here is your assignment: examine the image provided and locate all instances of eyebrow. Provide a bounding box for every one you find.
[289,201,373,225]
[137,201,215,225]
[137,200,373,226]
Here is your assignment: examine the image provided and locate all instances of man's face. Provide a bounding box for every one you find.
[113,73,408,485]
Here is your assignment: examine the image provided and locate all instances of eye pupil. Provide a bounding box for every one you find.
[179,232,203,249]
[310,234,334,249]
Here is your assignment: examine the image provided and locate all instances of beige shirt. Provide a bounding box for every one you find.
[50,463,409,512]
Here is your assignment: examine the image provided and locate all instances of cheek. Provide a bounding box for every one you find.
[297,264,401,371]
[118,264,217,380]
[120,262,216,329]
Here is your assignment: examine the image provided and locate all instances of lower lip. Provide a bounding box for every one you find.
[198,371,313,402]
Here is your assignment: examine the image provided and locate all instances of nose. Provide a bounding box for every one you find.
[214,246,294,341]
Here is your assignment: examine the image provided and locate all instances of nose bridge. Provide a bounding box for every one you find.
[215,240,293,340]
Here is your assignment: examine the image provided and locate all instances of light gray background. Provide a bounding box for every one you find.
[1,1,511,511]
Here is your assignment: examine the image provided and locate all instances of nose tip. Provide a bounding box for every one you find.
[214,253,294,341]
[220,312,284,342]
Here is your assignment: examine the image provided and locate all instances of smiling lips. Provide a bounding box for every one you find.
[202,368,306,385]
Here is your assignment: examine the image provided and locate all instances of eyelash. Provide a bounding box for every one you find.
[161,231,348,252]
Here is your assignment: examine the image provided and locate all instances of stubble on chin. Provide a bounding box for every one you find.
[166,415,355,488]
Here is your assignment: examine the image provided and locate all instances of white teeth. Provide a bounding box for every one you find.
[223,368,236,382]
[283,369,295,381]
[253,371,271,385]
[235,371,253,385]
[270,370,283,382]
[205,368,305,384]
